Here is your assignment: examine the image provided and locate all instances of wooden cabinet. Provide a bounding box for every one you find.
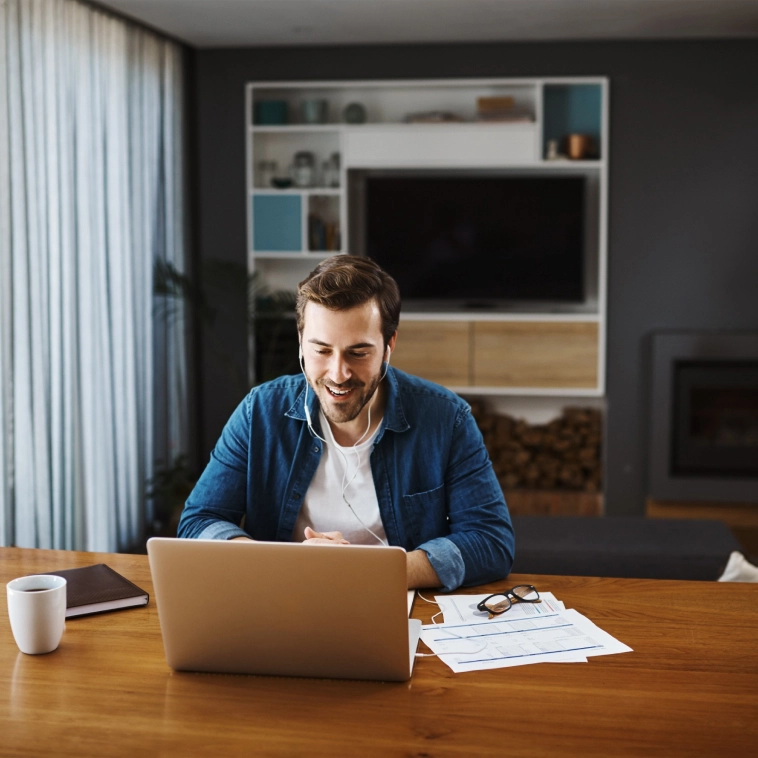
[391,321,470,386]
[472,321,599,389]
[392,319,600,391]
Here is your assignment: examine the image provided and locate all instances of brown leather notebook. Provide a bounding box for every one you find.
[45,564,149,618]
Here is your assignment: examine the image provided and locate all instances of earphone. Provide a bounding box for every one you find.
[299,342,391,545]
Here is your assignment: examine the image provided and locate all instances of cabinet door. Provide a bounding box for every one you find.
[392,321,470,386]
[473,321,599,389]
[343,125,538,168]
[252,195,302,252]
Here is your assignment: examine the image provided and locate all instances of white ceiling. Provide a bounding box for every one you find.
[96,0,758,48]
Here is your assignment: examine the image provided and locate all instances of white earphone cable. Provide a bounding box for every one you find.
[413,593,488,658]
[299,345,390,546]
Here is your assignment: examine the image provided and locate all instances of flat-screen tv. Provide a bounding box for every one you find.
[363,174,586,309]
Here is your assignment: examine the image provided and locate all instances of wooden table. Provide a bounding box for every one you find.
[1,547,757,757]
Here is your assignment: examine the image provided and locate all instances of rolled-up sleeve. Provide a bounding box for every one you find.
[417,406,514,591]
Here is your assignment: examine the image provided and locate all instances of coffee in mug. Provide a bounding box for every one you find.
[6,575,67,654]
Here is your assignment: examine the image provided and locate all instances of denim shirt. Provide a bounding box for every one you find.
[177,367,514,592]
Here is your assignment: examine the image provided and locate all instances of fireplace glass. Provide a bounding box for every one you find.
[672,361,758,478]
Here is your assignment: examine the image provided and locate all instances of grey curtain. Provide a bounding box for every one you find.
[0,0,187,551]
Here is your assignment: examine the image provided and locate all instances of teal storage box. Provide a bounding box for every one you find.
[252,195,301,252]
[254,99,288,125]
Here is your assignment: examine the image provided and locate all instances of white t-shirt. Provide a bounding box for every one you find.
[293,411,387,545]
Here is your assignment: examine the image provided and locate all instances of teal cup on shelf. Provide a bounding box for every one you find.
[301,99,328,124]
[254,100,288,125]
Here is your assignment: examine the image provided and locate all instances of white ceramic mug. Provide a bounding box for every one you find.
[7,575,67,654]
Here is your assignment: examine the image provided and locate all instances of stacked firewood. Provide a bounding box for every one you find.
[469,403,602,492]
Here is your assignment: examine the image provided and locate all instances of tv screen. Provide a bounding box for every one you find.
[364,174,585,308]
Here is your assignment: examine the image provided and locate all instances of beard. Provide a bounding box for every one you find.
[312,369,383,425]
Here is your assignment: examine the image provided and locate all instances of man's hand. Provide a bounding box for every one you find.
[303,527,350,545]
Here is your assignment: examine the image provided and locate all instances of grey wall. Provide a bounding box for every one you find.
[192,40,758,517]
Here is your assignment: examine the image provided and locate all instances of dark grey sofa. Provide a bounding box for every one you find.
[510,516,741,580]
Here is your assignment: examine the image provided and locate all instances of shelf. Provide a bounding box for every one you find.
[251,80,541,126]
[252,252,339,260]
[247,77,608,395]
[399,312,602,323]
[251,125,342,133]
[251,122,537,132]
[250,188,342,196]
[543,83,604,160]
[538,159,605,169]
[447,386,606,397]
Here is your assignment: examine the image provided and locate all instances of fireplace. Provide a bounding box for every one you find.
[649,333,758,503]
[673,362,758,477]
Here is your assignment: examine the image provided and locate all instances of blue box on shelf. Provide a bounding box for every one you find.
[254,99,288,125]
[252,195,301,252]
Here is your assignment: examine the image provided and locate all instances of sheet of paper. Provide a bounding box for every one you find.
[433,592,586,663]
[436,592,566,625]
[419,607,632,674]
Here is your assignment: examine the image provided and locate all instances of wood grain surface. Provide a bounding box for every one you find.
[392,320,471,386]
[473,321,599,388]
[2,547,757,757]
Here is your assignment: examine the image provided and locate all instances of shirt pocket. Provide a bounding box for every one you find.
[402,483,448,547]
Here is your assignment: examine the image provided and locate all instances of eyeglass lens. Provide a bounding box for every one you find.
[511,585,539,602]
[482,595,511,613]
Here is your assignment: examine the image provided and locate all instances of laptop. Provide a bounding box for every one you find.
[147,537,422,682]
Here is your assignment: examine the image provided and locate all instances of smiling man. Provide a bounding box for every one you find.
[177,255,514,591]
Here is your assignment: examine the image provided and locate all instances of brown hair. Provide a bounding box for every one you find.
[296,255,401,347]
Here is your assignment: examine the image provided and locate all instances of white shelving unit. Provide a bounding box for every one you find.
[246,77,609,399]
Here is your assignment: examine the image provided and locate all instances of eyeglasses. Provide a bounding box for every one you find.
[476,585,541,618]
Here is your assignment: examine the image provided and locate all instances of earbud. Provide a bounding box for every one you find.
[380,344,391,381]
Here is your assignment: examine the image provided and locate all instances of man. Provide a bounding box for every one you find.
[178,255,514,591]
